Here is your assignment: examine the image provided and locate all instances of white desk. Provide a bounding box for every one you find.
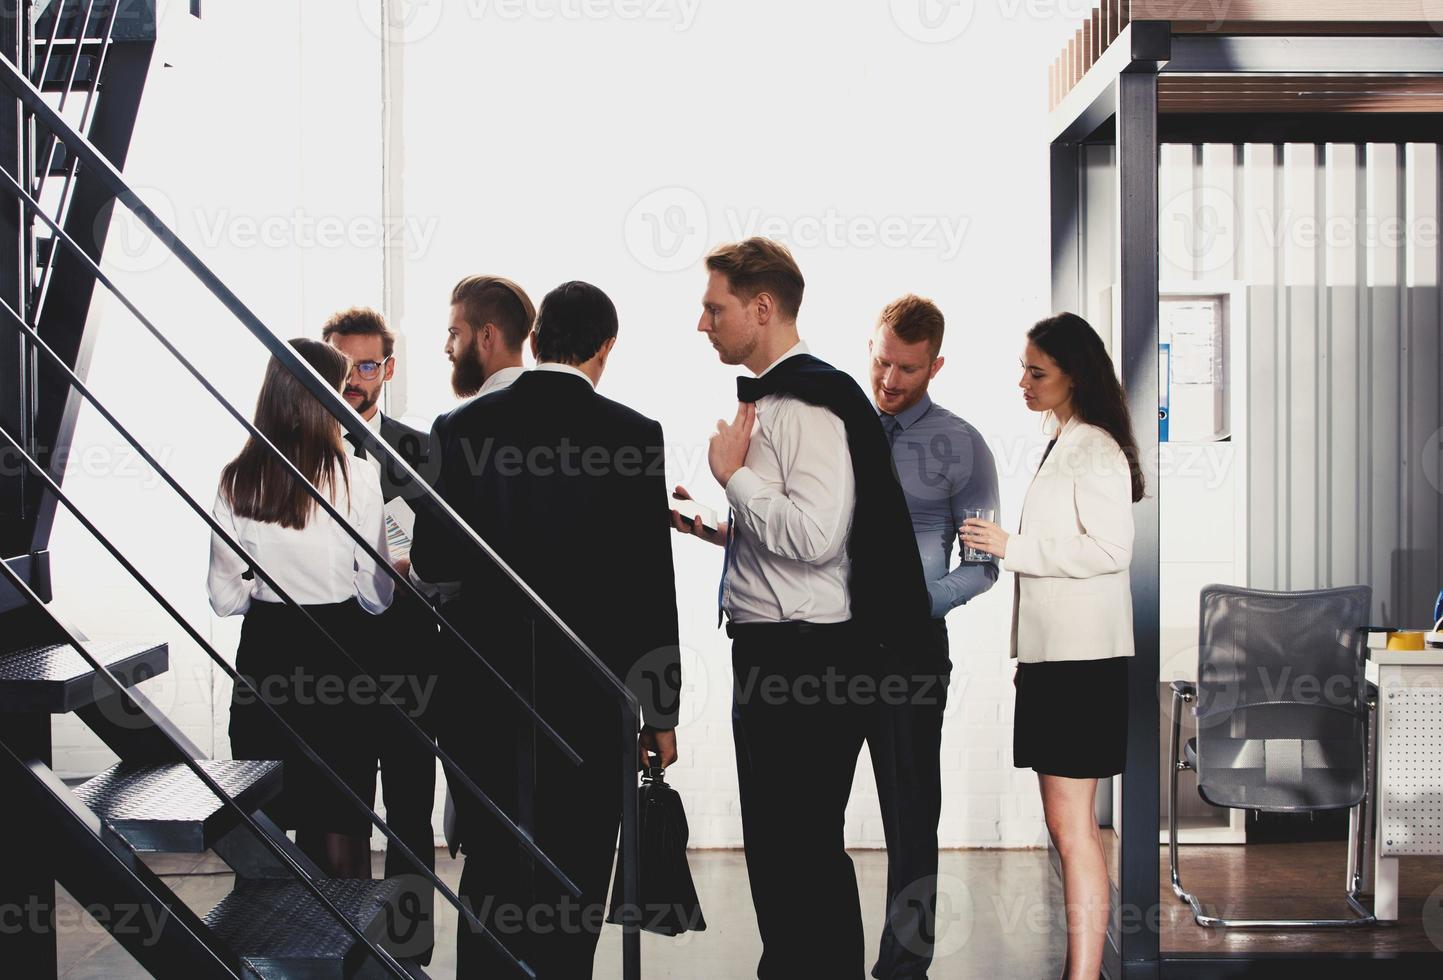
[1365,648,1443,921]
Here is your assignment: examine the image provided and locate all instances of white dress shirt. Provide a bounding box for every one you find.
[722,341,857,624]
[478,364,527,397]
[533,361,596,388]
[208,455,394,617]
[1001,415,1135,662]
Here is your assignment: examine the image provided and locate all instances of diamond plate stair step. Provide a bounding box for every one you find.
[74,759,283,853]
[205,878,425,980]
[0,638,168,712]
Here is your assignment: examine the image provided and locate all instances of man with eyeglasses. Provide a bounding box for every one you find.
[325,307,430,537]
[323,306,437,965]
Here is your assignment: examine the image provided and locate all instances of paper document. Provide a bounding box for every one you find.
[384,497,415,560]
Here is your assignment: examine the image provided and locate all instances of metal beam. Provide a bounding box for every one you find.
[1049,21,1171,144]
[0,0,29,557]
[1115,66,1161,974]
[1160,954,1443,978]
[1164,35,1443,75]
[1158,112,1443,145]
[1050,141,1083,314]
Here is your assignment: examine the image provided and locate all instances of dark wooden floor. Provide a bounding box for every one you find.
[1160,841,1443,955]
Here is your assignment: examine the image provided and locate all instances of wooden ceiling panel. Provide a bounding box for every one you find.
[1159,75,1443,113]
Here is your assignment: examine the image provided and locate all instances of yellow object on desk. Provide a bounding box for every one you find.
[1386,630,1426,651]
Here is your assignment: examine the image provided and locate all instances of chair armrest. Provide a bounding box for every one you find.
[1171,680,1196,703]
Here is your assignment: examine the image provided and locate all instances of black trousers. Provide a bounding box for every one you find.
[365,601,439,965]
[449,623,620,979]
[867,619,951,980]
[730,620,870,980]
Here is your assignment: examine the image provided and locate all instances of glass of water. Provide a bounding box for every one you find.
[961,507,996,563]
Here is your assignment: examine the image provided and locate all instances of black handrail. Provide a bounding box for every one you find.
[0,162,582,767]
[0,422,539,977]
[0,38,643,977]
[0,49,635,711]
[0,292,581,895]
[0,557,423,980]
[0,165,593,897]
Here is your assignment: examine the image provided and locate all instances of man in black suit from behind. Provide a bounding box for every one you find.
[411,281,681,978]
[323,307,437,962]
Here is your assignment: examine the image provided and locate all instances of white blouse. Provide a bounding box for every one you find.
[207,456,394,617]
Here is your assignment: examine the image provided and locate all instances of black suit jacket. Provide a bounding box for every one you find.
[344,414,429,504]
[410,371,682,729]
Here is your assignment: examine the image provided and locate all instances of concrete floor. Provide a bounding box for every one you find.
[54,848,1066,978]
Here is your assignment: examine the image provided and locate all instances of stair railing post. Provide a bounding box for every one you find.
[0,708,59,978]
[619,697,640,980]
[0,0,29,555]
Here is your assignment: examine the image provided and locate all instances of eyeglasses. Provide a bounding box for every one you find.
[351,357,391,381]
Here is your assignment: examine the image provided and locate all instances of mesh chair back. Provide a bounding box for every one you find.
[1193,584,1371,811]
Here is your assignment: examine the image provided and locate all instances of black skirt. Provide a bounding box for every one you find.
[1013,657,1129,779]
[229,598,380,834]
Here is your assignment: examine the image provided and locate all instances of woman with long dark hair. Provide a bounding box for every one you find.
[208,338,393,877]
[961,312,1143,980]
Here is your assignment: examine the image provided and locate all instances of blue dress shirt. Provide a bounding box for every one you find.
[881,393,1000,619]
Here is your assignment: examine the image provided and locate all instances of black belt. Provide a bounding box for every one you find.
[724,619,856,639]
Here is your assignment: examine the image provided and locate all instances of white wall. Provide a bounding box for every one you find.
[48,0,1091,850]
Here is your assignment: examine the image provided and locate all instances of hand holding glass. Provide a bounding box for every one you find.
[961,507,996,562]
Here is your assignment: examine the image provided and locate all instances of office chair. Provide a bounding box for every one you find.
[1169,584,1376,928]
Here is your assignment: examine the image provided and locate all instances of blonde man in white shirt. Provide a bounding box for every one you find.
[672,239,932,979]
[208,338,393,879]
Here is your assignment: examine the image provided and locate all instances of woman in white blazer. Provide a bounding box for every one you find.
[961,312,1143,980]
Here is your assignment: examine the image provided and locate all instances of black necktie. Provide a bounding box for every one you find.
[345,433,368,460]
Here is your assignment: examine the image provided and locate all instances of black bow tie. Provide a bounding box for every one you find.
[736,375,774,404]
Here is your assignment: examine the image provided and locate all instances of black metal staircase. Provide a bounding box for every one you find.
[0,3,644,978]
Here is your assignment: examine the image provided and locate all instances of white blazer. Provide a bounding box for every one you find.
[1002,416,1135,663]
